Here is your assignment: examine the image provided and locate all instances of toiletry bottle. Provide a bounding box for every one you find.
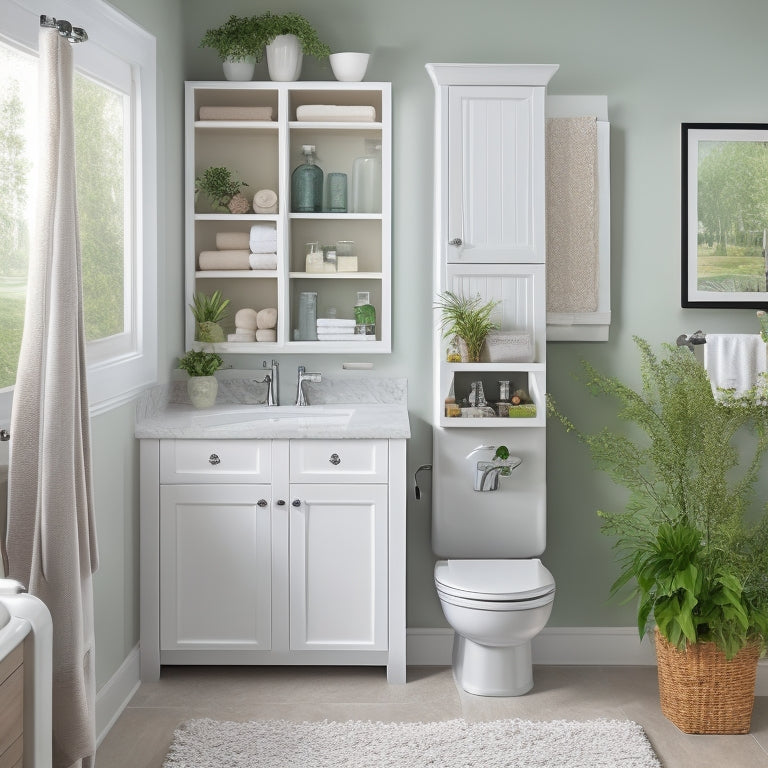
[353,291,376,335]
[291,145,323,213]
[351,141,382,213]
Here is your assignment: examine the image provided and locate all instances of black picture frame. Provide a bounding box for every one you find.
[681,122,768,309]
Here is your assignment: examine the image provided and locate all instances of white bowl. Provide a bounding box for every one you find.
[329,52,370,82]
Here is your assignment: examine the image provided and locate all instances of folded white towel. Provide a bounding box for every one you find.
[252,189,278,214]
[255,329,277,342]
[316,318,356,327]
[215,231,250,250]
[296,105,376,122]
[199,106,273,121]
[249,253,277,270]
[704,334,767,396]
[228,332,255,343]
[317,333,375,341]
[249,223,277,253]
[198,250,250,270]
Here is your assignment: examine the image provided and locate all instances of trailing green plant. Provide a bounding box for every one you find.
[199,15,262,62]
[434,290,500,362]
[194,167,248,213]
[548,337,768,658]
[178,349,224,377]
[254,12,331,60]
[190,290,230,343]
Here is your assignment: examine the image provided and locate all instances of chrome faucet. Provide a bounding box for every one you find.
[295,365,322,406]
[262,359,279,405]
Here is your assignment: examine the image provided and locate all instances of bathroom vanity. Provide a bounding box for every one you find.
[136,378,409,684]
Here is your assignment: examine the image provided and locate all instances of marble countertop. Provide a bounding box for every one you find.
[135,373,411,440]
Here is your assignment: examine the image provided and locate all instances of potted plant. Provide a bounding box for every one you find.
[548,337,768,733]
[178,349,224,409]
[253,12,331,81]
[199,15,261,80]
[434,290,500,362]
[190,290,230,343]
[194,167,249,214]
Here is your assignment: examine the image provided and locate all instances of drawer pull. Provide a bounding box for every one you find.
[292,499,301,507]
[257,499,268,507]
[276,499,286,506]
[329,453,341,466]
[208,453,221,466]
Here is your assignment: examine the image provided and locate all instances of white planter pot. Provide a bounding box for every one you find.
[187,376,218,409]
[266,34,303,81]
[222,56,256,82]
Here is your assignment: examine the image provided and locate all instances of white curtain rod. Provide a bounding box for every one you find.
[39,14,87,43]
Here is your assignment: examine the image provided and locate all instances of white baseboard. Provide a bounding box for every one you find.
[95,645,140,747]
[407,627,768,696]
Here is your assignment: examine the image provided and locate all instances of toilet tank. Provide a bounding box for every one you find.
[431,427,546,558]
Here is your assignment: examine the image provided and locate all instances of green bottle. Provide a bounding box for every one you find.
[354,291,376,335]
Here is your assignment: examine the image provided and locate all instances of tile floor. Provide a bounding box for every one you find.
[96,665,768,767]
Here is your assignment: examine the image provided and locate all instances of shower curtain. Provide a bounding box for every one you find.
[6,26,99,768]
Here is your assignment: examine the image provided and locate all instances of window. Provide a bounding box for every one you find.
[0,0,157,422]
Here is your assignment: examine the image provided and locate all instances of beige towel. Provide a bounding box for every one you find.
[199,106,273,121]
[546,116,599,313]
[215,231,250,250]
[255,329,277,342]
[253,189,278,214]
[198,250,250,270]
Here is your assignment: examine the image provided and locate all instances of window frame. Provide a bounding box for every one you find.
[0,0,158,423]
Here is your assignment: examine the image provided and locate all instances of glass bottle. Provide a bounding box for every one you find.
[291,145,323,213]
[351,141,382,213]
[353,291,376,335]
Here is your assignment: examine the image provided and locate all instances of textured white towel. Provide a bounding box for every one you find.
[249,223,277,253]
[215,231,250,250]
[296,104,376,122]
[317,318,357,327]
[198,250,250,270]
[704,334,767,396]
[318,333,375,341]
[248,253,277,270]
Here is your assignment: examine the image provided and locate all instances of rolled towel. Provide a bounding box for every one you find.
[257,307,277,329]
[249,223,278,253]
[253,189,278,214]
[215,231,250,250]
[228,332,255,342]
[255,329,277,343]
[198,250,250,270]
[235,308,259,331]
[199,106,273,121]
[249,252,278,270]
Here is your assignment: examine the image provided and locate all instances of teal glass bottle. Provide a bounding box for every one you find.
[291,145,323,213]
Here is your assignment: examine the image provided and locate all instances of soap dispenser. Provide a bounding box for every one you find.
[291,145,324,213]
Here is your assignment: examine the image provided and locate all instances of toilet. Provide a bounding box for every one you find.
[434,558,555,696]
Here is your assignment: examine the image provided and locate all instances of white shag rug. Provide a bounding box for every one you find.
[163,717,662,768]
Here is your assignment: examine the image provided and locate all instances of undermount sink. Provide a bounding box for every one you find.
[192,405,354,428]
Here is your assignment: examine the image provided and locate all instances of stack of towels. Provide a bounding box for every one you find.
[198,225,278,271]
[316,318,374,341]
[229,307,277,343]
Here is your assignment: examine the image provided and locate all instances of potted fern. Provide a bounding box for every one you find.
[199,15,261,81]
[178,349,224,409]
[190,290,230,343]
[254,12,331,81]
[548,337,768,733]
[434,290,500,362]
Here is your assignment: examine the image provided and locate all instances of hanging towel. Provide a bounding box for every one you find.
[198,250,250,270]
[252,189,278,214]
[249,223,277,253]
[198,105,273,121]
[215,231,250,250]
[546,116,599,313]
[248,253,277,270]
[704,334,767,396]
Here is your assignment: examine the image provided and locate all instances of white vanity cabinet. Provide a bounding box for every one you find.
[140,436,406,683]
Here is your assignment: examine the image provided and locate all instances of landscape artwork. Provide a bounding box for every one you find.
[682,123,768,308]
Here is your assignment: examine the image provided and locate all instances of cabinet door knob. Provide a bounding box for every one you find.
[292,499,301,507]
[257,499,268,507]
[448,237,463,246]
[329,453,341,465]
[208,453,221,465]
[276,499,286,506]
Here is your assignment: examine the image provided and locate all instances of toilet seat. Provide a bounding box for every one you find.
[434,559,555,602]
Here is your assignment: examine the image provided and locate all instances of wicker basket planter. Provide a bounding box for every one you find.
[654,627,760,734]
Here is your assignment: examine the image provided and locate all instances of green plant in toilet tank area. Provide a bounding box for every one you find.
[547,337,768,659]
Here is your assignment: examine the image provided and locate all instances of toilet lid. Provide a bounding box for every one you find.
[434,559,555,601]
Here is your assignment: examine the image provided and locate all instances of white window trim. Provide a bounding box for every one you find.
[0,0,158,423]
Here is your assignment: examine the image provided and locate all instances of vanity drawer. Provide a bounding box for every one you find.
[160,439,271,484]
[290,439,388,483]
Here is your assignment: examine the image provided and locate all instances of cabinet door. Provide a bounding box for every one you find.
[160,484,272,651]
[289,483,388,651]
[447,85,545,264]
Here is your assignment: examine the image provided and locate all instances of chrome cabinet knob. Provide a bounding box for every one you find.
[208,453,221,465]
[329,453,341,466]
[276,499,286,506]
[292,499,301,507]
[448,237,463,246]
[257,499,268,507]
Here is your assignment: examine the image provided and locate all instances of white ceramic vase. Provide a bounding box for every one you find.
[266,34,303,81]
[187,376,218,409]
[222,56,256,82]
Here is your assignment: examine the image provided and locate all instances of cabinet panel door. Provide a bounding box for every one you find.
[160,484,272,651]
[289,484,388,651]
[447,85,544,264]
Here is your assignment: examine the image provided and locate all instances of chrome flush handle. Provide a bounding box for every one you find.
[329,453,341,465]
